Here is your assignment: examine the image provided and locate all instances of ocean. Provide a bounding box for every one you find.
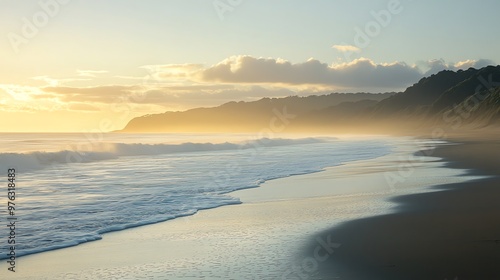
[0,133,392,259]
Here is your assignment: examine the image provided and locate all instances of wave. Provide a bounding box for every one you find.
[0,137,390,261]
[4,200,241,260]
[0,137,330,172]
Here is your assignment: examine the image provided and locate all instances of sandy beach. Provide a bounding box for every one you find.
[1,137,486,279]
[3,1,499,278]
[309,133,500,280]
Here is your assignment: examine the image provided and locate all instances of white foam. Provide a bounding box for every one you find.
[0,137,328,172]
[0,135,389,260]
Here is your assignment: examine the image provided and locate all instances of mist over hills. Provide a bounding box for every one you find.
[120,66,500,133]
[121,92,395,132]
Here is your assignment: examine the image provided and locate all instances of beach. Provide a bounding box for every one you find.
[309,132,500,280]
[2,1,498,278]
[2,136,487,279]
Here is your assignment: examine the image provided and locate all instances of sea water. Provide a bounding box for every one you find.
[0,133,392,259]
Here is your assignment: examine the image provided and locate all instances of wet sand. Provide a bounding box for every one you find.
[310,137,500,280]
[1,137,488,279]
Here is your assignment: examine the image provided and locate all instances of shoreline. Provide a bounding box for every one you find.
[309,137,500,280]
[1,136,485,279]
[0,136,386,262]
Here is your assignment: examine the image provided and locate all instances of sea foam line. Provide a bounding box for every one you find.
[0,137,330,172]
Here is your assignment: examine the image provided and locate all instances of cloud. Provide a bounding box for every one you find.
[196,55,422,89]
[423,58,495,76]
[68,103,101,112]
[141,64,204,81]
[43,85,140,103]
[132,57,497,92]
[77,70,109,77]
[0,84,44,101]
[8,56,495,115]
[42,83,299,109]
[332,44,361,53]
[0,84,65,112]
[32,76,62,87]
[158,85,234,91]
[141,85,297,104]
[32,75,90,86]
[455,59,494,70]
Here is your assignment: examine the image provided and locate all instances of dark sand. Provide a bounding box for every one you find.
[307,137,500,280]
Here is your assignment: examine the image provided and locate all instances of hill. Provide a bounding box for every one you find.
[120,66,500,133]
[121,93,395,133]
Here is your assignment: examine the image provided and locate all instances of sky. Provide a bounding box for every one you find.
[0,0,499,132]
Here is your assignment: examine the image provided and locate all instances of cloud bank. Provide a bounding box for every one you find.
[423,59,494,76]
[197,56,418,89]
[3,55,495,114]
